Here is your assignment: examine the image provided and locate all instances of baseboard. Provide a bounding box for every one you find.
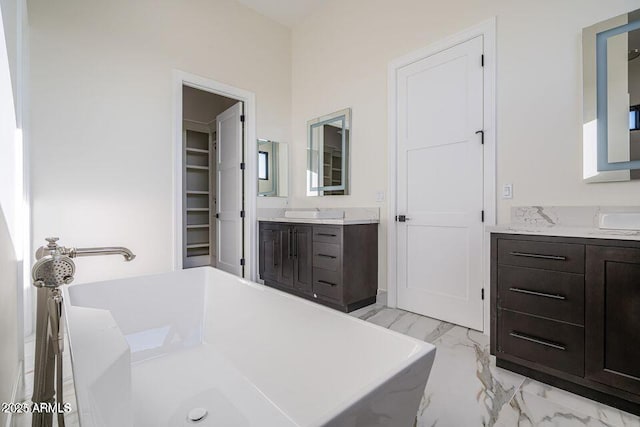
[5,360,23,427]
[376,290,388,306]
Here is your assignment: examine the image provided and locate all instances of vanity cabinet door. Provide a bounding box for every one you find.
[293,225,313,293]
[259,224,281,283]
[278,226,294,288]
[585,245,640,395]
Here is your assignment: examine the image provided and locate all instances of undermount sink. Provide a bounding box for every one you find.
[599,213,640,230]
[284,210,345,219]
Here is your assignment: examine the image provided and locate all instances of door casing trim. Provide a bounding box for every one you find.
[172,70,257,280]
[386,18,497,333]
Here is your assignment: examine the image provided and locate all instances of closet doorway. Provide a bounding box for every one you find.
[175,73,257,279]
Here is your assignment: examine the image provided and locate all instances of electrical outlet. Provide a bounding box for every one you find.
[375,191,385,202]
[502,184,513,199]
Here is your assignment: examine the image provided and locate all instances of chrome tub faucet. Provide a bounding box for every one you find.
[31,237,136,427]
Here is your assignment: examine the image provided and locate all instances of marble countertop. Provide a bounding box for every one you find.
[257,207,380,225]
[487,225,640,241]
[258,216,379,225]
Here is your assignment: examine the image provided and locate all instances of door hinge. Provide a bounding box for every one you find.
[481,54,484,67]
[216,213,219,219]
[240,258,245,266]
[240,210,245,218]
[240,162,246,170]
[396,215,407,222]
[481,288,485,300]
[481,210,485,222]
[240,115,245,122]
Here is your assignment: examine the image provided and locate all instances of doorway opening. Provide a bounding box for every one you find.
[174,72,257,279]
[182,86,240,272]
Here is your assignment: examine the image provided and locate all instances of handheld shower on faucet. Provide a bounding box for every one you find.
[31,237,136,427]
[32,238,76,288]
[32,237,136,287]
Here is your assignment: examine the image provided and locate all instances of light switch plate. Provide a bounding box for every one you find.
[502,184,513,199]
[375,191,385,202]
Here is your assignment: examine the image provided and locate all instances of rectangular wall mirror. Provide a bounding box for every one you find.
[258,139,288,197]
[583,8,640,182]
[307,108,351,196]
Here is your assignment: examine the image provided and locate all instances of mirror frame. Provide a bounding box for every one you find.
[257,138,288,197]
[583,10,640,182]
[307,108,351,195]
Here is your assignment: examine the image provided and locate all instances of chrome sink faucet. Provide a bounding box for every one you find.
[31,237,135,427]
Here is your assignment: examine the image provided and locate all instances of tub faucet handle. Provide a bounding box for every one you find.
[36,237,63,260]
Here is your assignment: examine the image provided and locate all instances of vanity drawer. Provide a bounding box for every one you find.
[313,242,341,271]
[497,239,585,273]
[312,268,342,302]
[499,309,584,377]
[313,226,341,244]
[497,266,584,325]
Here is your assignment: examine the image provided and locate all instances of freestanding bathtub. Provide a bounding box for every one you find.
[63,267,436,426]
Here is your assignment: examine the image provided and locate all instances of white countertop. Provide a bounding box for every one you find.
[258,216,379,225]
[487,225,640,241]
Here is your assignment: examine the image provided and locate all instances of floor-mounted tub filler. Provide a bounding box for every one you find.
[63,267,436,426]
[30,237,137,427]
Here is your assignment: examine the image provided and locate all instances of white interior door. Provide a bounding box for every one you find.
[396,36,484,331]
[216,102,244,276]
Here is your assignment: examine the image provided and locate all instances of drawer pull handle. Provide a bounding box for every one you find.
[317,233,337,237]
[317,254,337,259]
[318,280,338,287]
[508,287,566,300]
[509,251,566,261]
[509,331,566,351]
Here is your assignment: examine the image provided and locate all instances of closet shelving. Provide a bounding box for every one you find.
[183,128,215,268]
[322,147,344,196]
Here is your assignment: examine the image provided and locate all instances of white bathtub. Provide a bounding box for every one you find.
[63,267,436,426]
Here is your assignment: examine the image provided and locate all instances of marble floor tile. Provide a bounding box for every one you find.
[353,305,640,427]
[354,304,453,343]
[418,324,526,426]
[354,305,526,426]
[518,379,640,427]
[350,302,385,320]
[495,389,612,427]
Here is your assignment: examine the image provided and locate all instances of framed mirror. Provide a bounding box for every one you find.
[307,108,351,196]
[257,139,288,197]
[583,9,640,182]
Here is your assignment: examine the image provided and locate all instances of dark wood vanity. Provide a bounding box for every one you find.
[259,221,378,312]
[490,233,640,415]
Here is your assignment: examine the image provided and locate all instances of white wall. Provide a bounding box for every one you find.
[0,0,17,250]
[0,0,22,420]
[0,0,16,102]
[290,0,640,291]
[29,0,640,294]
[29,0,291,283]
[0,212,18,426]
